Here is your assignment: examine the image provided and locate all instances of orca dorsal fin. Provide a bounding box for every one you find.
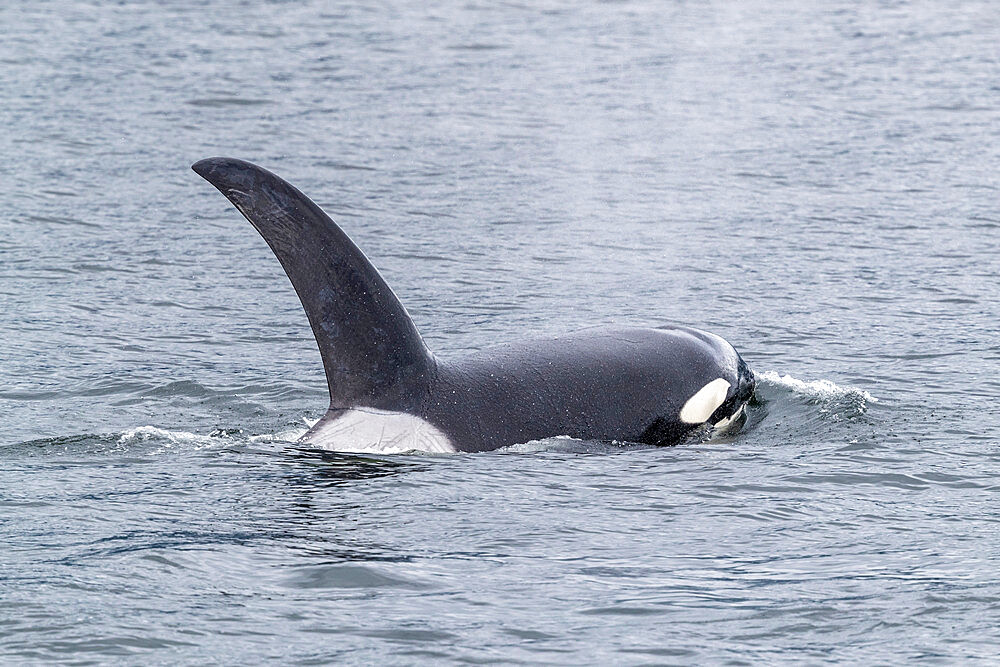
[193,157,435,410]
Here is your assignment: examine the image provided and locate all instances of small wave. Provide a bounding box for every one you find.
[8,417,321,456]
[498,436,639,455]
[757,371,878,424]
[249,416,319,444]
[186,97,270,107]
[249,425,310,444]
[758,371,878,403]
[120,419,318,449]
[116,426,223,450]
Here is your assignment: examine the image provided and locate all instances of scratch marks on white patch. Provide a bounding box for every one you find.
[679,378,731,424]
[301,408,456,454]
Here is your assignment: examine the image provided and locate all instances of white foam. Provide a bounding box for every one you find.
[116,425,221,450]
[758,371,878,403]
[245,415,317,443]
[117,422,314,450]
[499,435,580,454]
[248,426,310,443]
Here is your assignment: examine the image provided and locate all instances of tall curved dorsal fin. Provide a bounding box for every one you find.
[193,157,435,410]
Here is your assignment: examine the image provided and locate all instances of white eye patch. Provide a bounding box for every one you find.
[679,378,731,424]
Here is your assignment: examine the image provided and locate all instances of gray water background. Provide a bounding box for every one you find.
[2,0,1000,663]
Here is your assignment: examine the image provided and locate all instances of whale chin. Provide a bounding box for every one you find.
[712,403,749,433]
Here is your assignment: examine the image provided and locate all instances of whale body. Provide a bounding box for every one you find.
[193,158,756,453]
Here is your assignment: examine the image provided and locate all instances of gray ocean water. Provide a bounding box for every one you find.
[2,0,1000,663]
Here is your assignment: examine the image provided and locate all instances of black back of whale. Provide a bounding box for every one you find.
[426,325,753,451]
[193,157,754,452]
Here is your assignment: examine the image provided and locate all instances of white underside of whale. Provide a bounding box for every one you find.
[302,408,457,454]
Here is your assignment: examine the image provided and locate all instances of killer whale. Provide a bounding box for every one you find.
[192,157,756,453]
